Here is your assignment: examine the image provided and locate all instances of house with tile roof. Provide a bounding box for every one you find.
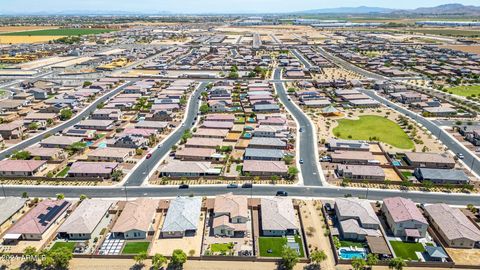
[57,199,112,240]
[3,200,71,241]
[161,197,202,238]
[213,193,248,237]
[260,197,298,236]
[381,197,428,240]
[111,198,158,239]
[424,204,480,248]
[335,198,381,241]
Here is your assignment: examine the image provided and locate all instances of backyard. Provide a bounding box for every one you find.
[50,242,76,252]
[333,115,414,149]
[389,240,425,261]
[258,236,304,257]
[447,85,480,97]
[121,242,150,254]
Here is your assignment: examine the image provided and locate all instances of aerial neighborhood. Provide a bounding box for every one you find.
[0,2,480,269]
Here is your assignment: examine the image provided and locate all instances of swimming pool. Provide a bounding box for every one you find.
[97,142,107,148]
[392,160,401,166]
[338,247,367,260]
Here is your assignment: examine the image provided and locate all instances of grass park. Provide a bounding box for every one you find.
[0,28,115,36]
[333,115,414,149]
[447,85,480,97]
[389,240,425,261]
[121,242,150,254]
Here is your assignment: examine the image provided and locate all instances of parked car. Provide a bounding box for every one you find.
[276,190,288,196]
[299,159,304,164]
[242,183,253,188]
[457,153,465,159]
[146,153,152,159]
[299,128,303,132]
[179,184,189,189]
[227,183,238,188]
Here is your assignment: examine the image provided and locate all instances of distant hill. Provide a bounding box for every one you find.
[299,6,394,14]
[393,3,480,15]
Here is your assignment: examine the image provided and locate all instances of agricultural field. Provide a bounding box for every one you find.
[447,85,480,97]
[333,115,414,149]
[0,26,59,33]
[0,28,115,36]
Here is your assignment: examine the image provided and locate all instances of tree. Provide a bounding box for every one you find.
[41,246,73,269]
[83,81,92,87]
[152,253,168,270]
[199,104,209,114]
[134,251,148,266]
[421,180,434,191]
[23,246,38,264]
[60,108,73,121]
[111,170,123,181]
[366,254,378,269]
[170,249,187,268]
[56,193,65,200]
[21,191,28,198]
[287,166,299,179]
[228,71,239,79]
[310,250,327,266]
[351,258,367,270]
[281,247,299,270]
[11,150,31,160]
[28,122,39,130]
[79,194,88,201]
[66,142,86,155]
[388,257,407,270]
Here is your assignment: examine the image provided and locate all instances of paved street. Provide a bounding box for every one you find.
[124,82,208,186]
[362,89,480,176]
[274,68,324,186]
[0,81,134,160]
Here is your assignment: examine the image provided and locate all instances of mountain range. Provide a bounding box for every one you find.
[300,3,480,16]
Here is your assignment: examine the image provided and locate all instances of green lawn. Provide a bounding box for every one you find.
[259,236,304,257]
[339,239,365,248]
[401,171,413,178]
[333,115,414,149]
[50,242,76,252]
[389,241,425,261]
[210,243,234,253]
[121,242,150,254]
[447,85,480,97]
[0,28,115,36]
[55,166,70,177]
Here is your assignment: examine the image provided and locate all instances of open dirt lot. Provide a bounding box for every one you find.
[439,45,480,54]
[0,26,59,33]
[0,36,63,44]
[446,248,480,266]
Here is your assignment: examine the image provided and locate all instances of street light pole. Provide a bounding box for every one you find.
[1,182,6,198]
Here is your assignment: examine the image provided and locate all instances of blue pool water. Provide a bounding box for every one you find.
[339,248,366,260]
[243,132,252,139]
[97,142,107,148]
[85,141,94,147]
[392,160,401,166]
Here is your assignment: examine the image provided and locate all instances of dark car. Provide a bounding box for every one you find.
[146,153,152,159]
[179,184,189,189]
[242,183,253,188]
[276,191,288,196]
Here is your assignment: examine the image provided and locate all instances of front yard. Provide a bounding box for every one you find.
[121,242,150,254]
[390,240,425,261]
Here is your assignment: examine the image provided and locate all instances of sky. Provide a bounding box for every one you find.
[0,0,479,14]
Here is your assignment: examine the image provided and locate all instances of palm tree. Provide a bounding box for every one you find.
[388,257,407,270]
[351,258,366,270]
